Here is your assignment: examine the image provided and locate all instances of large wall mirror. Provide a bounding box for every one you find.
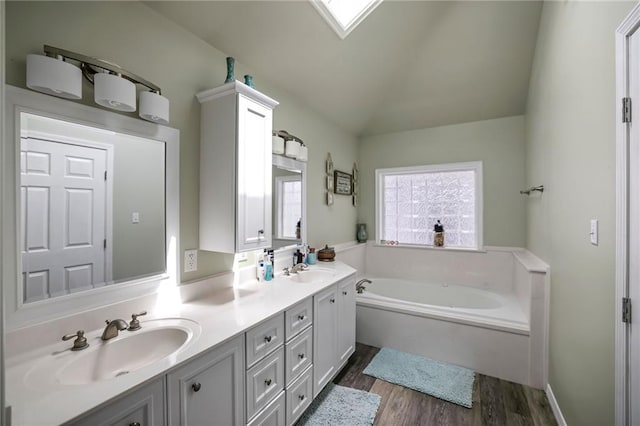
[272,154,306,250]
[4,86,179,329]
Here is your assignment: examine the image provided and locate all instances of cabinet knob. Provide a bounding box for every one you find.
[298,394,305,401]
[298,314,305,321]
[265,378,272,386]
[343,291,348,295]
[192,382,202,392]
[298,353,305,360]
[330,298,335,303]
[129,423,141,426]
[258,229,264,234]
[264,335,273,343]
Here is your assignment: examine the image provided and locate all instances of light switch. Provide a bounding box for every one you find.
[590,219,598,245]
[132,212,140,224]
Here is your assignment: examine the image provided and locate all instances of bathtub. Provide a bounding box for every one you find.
[357,278,529,334]
[341,244,549,388]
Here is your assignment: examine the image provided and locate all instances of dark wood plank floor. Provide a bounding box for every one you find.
[333,343,558,426]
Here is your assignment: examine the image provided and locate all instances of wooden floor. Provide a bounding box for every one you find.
[333,343,558,426]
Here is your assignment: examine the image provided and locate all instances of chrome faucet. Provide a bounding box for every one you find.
[291,263,308,273]
[101,319,129,340]
[356,279,372,294]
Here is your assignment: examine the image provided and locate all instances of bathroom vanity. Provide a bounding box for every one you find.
[5,262,356,425]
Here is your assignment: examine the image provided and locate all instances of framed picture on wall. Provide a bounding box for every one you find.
[334,170,353,195]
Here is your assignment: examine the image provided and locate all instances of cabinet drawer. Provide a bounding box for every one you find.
[71,378,165,426]
[247,391,285,426]
[246,346,285,421]
[285,298,313,341]
[285,326,313,386]
[285,365,313,426]
[246,314,285,368]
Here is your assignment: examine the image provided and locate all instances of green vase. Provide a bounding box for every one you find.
[224,57,235,83]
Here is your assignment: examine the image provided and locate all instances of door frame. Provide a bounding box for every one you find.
[615,4,640,425]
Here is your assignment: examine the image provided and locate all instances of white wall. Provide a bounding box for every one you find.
[4,1,359,283]
[358,115,526,247]
[525,2,635,424]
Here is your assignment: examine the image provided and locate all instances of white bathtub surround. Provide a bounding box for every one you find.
[354,244,549,389]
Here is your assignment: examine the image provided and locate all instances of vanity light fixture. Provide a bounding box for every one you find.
[26,45,170,124]
[274,130,308,162]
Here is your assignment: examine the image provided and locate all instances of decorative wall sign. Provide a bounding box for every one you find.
[352,162,359,206]
[334,170,353,195]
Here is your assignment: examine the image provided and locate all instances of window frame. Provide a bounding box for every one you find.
[375,161,483,250]
[275,174,302,240]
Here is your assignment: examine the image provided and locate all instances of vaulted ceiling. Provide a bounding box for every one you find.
[147,1,542,137]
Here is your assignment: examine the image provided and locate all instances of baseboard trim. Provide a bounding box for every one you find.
[546,384,568,426]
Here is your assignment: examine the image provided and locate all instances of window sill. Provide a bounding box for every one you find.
[373,242,486,254]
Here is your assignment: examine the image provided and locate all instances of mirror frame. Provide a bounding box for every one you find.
[3,85,180,330]
[272,154,307,250]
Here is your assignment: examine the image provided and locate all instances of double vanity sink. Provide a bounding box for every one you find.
[6,262,355,425]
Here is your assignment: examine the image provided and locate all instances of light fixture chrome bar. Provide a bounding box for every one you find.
[43,45,162,94]
[520,185,544,195]
[273,129,305,146]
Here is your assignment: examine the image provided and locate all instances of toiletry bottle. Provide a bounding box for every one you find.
[264,256,273,281]
[307,247,317,265]
[434,220,445,247]
[257,257,265,282]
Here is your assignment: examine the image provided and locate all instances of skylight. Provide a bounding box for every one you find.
[310,0,383,39]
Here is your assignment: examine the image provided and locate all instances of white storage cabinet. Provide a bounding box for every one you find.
[196,81,279,253]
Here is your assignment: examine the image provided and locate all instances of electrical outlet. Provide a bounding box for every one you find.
[184,249,198,272]
[590,219,598,246]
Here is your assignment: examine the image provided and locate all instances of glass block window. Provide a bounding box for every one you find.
[275,176,302,239]
[376,162,483,249]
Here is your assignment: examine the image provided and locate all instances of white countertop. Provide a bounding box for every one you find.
[6,262,356,426]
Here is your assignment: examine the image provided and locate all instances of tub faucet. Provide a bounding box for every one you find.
[356,279,372,294]
[101,319,129,340]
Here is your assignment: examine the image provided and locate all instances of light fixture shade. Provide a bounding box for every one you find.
[272,136,285,154]
[297,145,308,162]
[26,54,82,100]
[139,91,170,124]
[285,139,300,158]
[94,73,136,112]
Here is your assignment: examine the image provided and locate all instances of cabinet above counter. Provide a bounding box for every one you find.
[197,81,279,253]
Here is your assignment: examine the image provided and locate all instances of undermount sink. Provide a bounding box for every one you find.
[288,268,335,284]
[26,318,200,388]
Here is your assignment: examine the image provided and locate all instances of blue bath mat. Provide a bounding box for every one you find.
[363,347,475,408]
[296,383,381,426]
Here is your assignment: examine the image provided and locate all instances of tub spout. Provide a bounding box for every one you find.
[356,278,372,294]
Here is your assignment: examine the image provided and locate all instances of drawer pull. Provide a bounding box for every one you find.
[298,394,305,401]
[298,314,305,321]
[298,353,305,360]
[264,335,273,343]
[343,291,348,295]
[265,378,272,386]
[192,382,201,392]
[129,423,141,426]
[330,298,335,303]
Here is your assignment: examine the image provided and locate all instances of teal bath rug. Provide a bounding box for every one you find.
[296,383,381,426]
[363,347,475,408]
